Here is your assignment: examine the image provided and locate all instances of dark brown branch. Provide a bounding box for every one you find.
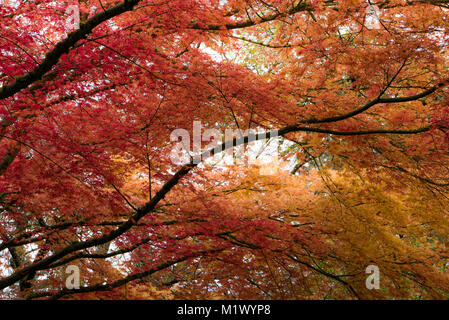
[189,2,311,31]
[27,248,223,300]
[0,141,21,176]
[302,85,441,125]
[286,253,360,299]
[0,0,141,100]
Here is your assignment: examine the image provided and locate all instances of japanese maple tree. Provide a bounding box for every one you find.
[0,0,449,299]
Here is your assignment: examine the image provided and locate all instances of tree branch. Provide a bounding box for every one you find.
[0,0,141,100]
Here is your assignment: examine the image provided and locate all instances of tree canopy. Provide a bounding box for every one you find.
[0,0,449,299]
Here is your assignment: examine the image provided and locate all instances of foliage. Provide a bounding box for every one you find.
[0,0,449,299]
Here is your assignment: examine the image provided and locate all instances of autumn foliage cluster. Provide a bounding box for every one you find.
[0,0,449,299]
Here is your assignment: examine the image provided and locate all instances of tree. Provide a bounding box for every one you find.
[0,0,448,299]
